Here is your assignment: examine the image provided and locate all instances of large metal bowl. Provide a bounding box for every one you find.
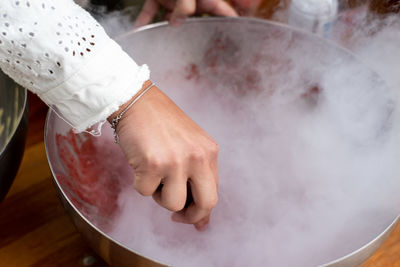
[0,72,28,202]
[45,18,400,266]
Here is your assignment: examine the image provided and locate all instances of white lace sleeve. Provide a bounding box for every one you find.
[0,0,150,132]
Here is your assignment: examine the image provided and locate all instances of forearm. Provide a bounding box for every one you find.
[0,0,149,132]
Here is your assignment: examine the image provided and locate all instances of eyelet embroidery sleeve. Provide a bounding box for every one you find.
[0,0,150,132]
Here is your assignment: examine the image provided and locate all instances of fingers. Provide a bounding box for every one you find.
[153,167,187,211]
[173,178,217,224]
[171,158,218,227]
[201,0,239,17]
[194,214,210,231]
[137,0,238,27]
[133,142,218,229]
[170,0,196,25]
[135,0,160,27]
[133,171,162,196]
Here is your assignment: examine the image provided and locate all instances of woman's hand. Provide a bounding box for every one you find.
[135,0,238,27]
[109,81,219,231]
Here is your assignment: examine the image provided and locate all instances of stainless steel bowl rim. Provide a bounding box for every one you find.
[320,215,400,266]
[120,16,376,77]
[45,17,399,267]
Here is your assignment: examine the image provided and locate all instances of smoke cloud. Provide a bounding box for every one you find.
[55,4,400,267]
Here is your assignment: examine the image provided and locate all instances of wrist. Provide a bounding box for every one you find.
[108,80,154,143]
[107,80,153,124]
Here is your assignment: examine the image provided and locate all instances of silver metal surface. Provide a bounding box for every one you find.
[0,71,28,202]
[45,17,398,267]
[322,216,399,267]
[45,103,166,267]
[0,77,26,152]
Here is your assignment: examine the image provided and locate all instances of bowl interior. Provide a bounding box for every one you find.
[46,18,400,267]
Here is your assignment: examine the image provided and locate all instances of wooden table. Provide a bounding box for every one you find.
[1,93,400,267]
[0,94,108,267]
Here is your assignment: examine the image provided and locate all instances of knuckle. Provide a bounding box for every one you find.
[165,201,185,212]
[190,148,207,162]
[208,142,219,156]
[138,190,153,197]
[209,195,219,208]
[128,159,140,170]
[144,154,163,169]
[168,154,184,168]
[200,195,218,210]
[133,180,154,196]
[187,217,199,224]
[134,185,153,196]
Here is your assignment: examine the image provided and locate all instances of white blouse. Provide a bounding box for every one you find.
[0,0,150,132]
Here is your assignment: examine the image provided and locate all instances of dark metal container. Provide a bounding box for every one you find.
[0,72,28,202]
